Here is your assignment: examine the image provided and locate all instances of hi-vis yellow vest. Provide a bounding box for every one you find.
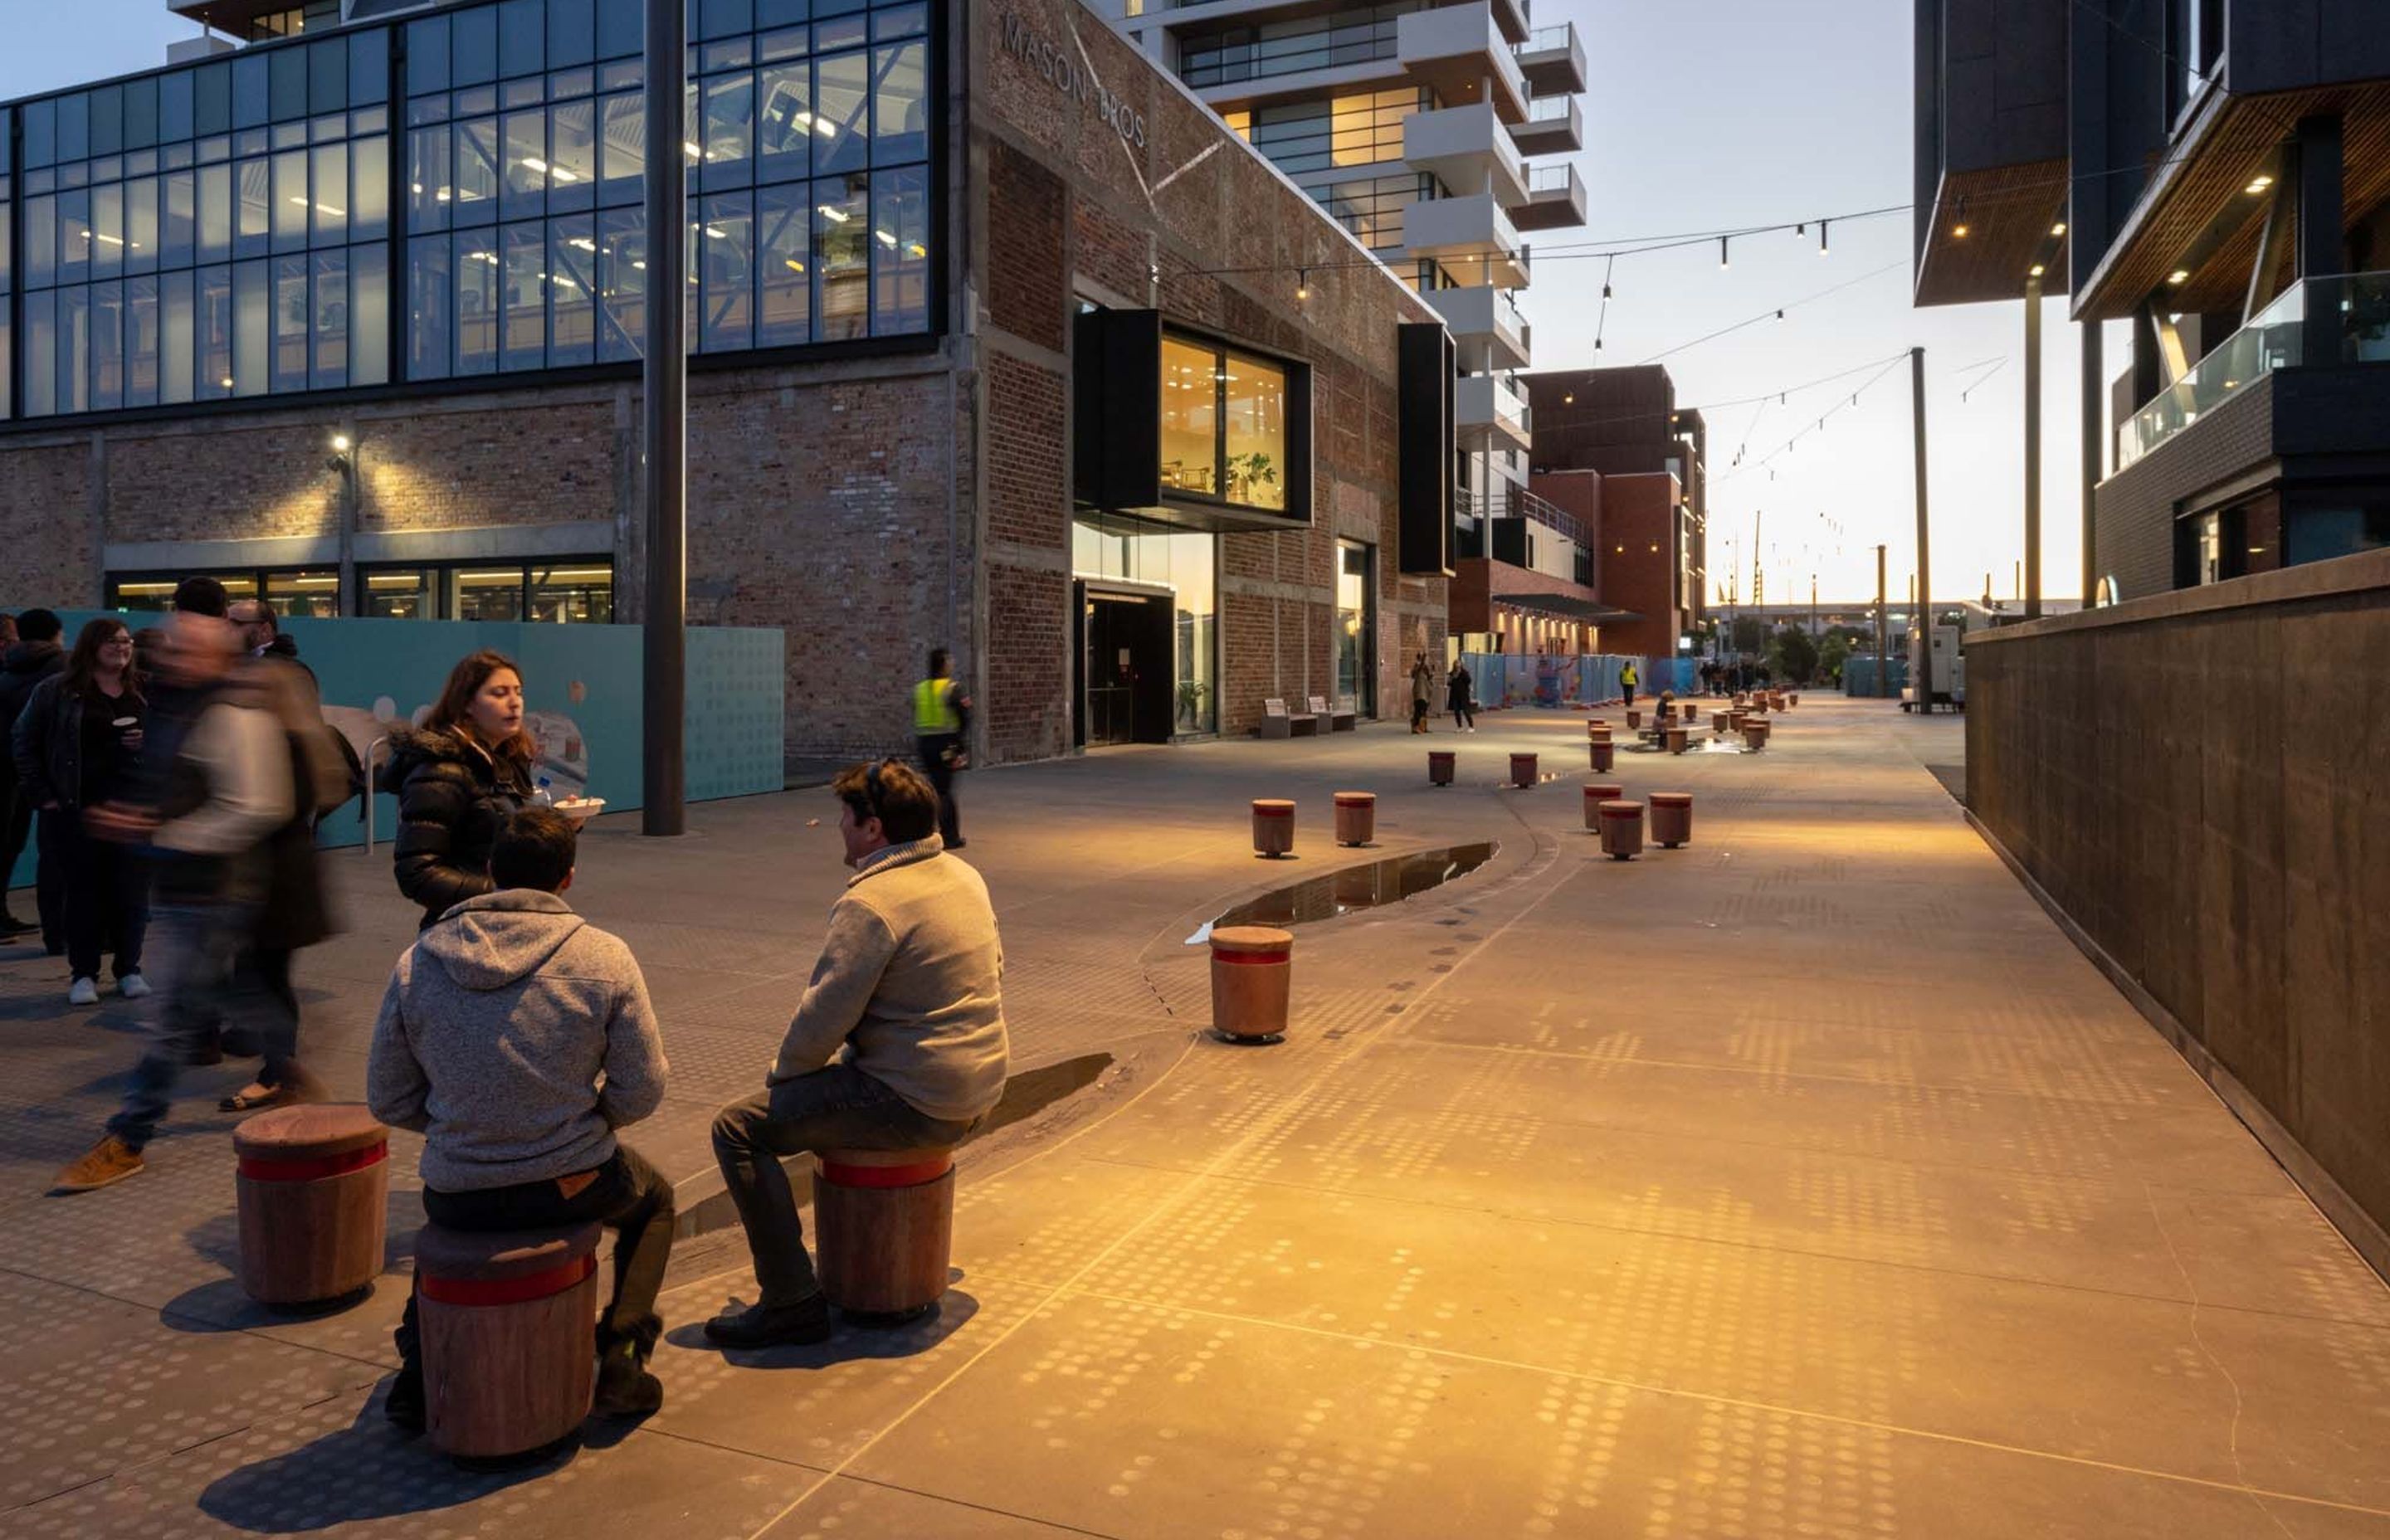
[914,678,960,733]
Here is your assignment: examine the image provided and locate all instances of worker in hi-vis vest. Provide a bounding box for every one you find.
[913,648,972,850]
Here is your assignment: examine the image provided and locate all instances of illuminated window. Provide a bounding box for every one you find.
[1159,334,1290,514]
[1159,335,1217,497]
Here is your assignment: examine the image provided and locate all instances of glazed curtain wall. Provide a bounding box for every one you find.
[1,0,936,423]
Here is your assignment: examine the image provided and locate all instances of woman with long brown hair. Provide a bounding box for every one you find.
[385,650,535,928]
[12,617,149,1003]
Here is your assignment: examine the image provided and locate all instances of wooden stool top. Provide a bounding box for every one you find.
[1211,925,1295,957]
[1251,799,1295,815]
[416,1221,602,1283]
[1651,792,1693,807]
[819,1148,956,1187]
[1585,783,1622,800]
[1333,792,1375,806]
[1598,799,1643,816]
[232,1103,387,1162]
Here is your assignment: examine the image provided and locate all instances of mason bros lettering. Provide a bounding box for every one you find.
[1001,11,1149,150]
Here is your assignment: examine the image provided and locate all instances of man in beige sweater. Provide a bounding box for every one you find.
[705,758,1008,1347]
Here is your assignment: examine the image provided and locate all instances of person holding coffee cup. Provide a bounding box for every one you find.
[10,619,150,1006]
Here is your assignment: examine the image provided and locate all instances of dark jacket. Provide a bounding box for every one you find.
[387,724,529,927]
[0,640,65,792]
[12,674,142,811]
[1445,669,1473,713]
[250,654,343,952]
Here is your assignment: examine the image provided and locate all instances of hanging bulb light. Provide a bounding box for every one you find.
[1819,219,1830,256]
[1775,309,1785,322]
[1602,281,1612,300]
[1719,236,1729,270]
[1295,267,1310,301]
[1593,336,1603,350]
[1951,194,1971,239]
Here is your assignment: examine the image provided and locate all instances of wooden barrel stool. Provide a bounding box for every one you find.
[1427,749,1455,786]
[1744,719,1771,751]
[416,1221,601,1463]
[1666,726,1689,755]
[1789,691,1801,708]
[1650,792,1693,848]
[1333,792,1376,847]
[1583,782,1623,831]
[1251,799,1295,858]
[1626,709,1642,729]
[1727,709,1747,734]
[1712,711,1732,733]
[1597,800,1645,861]
[1210,926,1294,1044]
[234,1104,389,1309]
[1680,703,1696,724]
[816,1148,958,1323]
[1589,738,1614,772]
[1586,720,1610,741]
[1510,752,1539,788]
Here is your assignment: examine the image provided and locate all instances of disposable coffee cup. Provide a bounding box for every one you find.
[113,717,138,729]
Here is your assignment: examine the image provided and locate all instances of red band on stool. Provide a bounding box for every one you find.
[237,1143,388,1182]
[419,1253,595,1307]
[1212,948,1290,967]
[1252,807,1293,817]
[820,1157,954,1188]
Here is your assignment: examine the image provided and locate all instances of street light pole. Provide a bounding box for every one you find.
[1874,543,1888,698]
[1910,346,1935,711]
[641,0,687,837]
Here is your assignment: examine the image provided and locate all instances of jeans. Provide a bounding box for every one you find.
[712,1065,978,1308]
[61,811,148,984]
[394,1145,676,1375]
[1451,707,1474,729]
[107,901,295,1151]
[17,802,68,953]
[916,735,962,846]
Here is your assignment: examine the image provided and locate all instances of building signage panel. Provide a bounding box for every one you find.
[1000,11,1149,150]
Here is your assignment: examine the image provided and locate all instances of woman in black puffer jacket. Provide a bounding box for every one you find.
[387,650,534,928]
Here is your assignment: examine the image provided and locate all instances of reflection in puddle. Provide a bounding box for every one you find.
[1188,844,1499,944]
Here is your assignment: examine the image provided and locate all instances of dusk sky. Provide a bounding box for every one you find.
[4,0,2100,605]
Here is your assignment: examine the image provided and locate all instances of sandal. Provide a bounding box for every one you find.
[219,1084,297,1114]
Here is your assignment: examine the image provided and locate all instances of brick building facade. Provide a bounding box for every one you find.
[0,0,1447,766]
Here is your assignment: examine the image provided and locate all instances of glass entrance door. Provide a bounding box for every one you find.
[1079,585,1175,748]
[1335,540,1377,716]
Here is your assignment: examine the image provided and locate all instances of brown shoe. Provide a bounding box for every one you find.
[51,1135,145,1194]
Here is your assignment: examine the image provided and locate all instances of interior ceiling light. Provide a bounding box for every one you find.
[2168,268,2191,285]
[2246,174,2274,193]
[2051,222,2066,236]
[2030,263,2045,276]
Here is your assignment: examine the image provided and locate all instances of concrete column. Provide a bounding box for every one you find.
[2081,319,2104,601]
[2024,273,2043,620]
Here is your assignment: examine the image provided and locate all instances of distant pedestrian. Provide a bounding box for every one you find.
[386,651,534,930]
[1619,659,1638,708]
[49,606,321,1195]
[1446,660,1475,733]
[369,807,673,1429]
[1410,656,1435,733]
[912,648,970,850]
[0,609,68,952]
[12,619,150,1006]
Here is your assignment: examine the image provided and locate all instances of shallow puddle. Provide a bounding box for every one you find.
[1188,843,1499,944]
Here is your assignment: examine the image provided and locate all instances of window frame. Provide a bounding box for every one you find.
[352,554,617,621]
[1157,328,1305,520]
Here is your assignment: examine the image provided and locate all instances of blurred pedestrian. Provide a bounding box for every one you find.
[1409,655,1435,733]
[386,650,534,929]
[1446,660,1475,733]
[369,807,672,1428]
[1620,658,1638,709]
[12,619,150,1005]
[705,759,1007,1348]
[0,609,67,948]
[217,602,350,1113]
[49,606,320,1194]
[912,647,970,850]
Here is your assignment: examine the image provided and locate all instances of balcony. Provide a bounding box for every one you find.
[1403,102,1528,208]
[1514,22,1586,95]
[1456,374,1533,454]
[1512,163,1587,231]
[1397,3,1530,124]
[1510,95,1583,157]
[2115,271,2390,469]
[1404,192,1529,290]
[1426,284,1531,373]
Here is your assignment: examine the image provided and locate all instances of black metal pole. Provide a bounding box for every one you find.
[641,0,687,836]
[2023,272,2043,620]
[1910,346,1934,711]
[1874,543,1888,697]
[2081,319,2103,602]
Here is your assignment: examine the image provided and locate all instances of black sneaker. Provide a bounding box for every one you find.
[702,1295,832,1349]
[383,1367,426,1435]
[592,1342,664,1419]
[0,913,33,938]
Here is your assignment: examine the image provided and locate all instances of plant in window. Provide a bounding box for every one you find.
[1224,451,1277,505]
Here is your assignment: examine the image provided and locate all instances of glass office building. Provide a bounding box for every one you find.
[0,0,936,426]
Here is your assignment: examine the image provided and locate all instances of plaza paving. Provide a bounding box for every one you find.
[2,695,2388,1538]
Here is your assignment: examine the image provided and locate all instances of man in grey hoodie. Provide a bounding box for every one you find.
[367,807,672,1428]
